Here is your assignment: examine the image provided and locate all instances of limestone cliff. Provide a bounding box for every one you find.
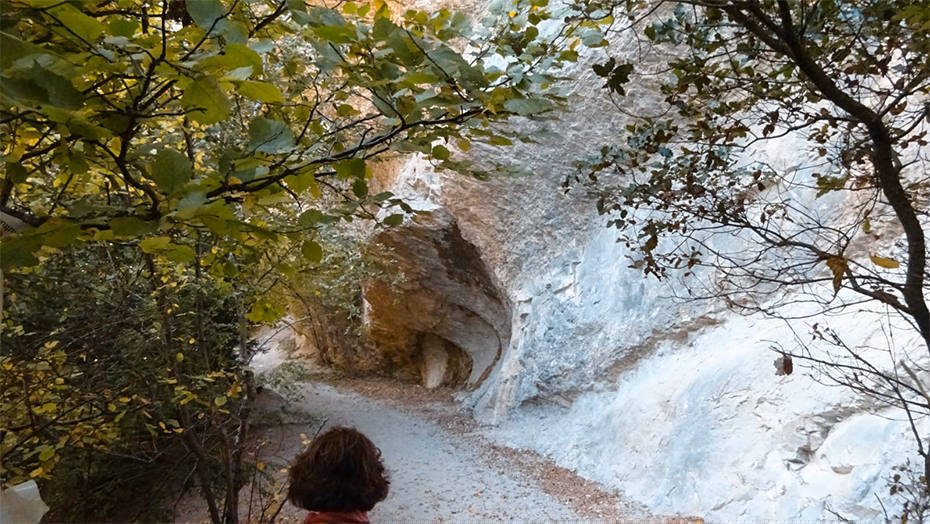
[300,2,923,521]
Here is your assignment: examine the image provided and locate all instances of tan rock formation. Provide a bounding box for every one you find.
[362,209,509,388]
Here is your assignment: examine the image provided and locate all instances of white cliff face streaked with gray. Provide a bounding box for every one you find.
[355,2,924,521]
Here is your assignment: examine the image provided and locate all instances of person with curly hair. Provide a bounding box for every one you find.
[287,426,390,524]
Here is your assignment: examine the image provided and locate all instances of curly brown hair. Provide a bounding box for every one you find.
[287,426,390,513]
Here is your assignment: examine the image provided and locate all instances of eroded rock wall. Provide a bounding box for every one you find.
[335,2,921,521]
[362,208,510,388]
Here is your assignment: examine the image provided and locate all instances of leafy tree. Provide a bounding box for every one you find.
[1,0,578,520]
[2,240,247,521]
[0,0,569,269]
[570,0,930,508]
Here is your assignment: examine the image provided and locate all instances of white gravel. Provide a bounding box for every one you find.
[271,382,585,523]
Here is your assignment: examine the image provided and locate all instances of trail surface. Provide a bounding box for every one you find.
[263,382,580,522]
[177,329,663,523]
[253,378,652,523]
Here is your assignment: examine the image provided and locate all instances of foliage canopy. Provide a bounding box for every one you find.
[1,0,570,271]
[0,0,578,520]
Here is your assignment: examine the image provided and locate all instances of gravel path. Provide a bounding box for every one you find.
[177,329,672,523]
[263,382,586,522]
[178,376,664,522]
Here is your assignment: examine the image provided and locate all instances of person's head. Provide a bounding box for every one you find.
[287,426,389,513]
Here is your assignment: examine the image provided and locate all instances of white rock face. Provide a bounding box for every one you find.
[358,2,926,521]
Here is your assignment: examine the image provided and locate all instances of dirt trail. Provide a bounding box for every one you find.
[250,377,655,523]
[176,329,681,523]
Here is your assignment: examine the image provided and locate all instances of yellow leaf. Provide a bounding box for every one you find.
[508,10,517,17]
[176,352,185,362]
[825,256,846,294]
[870,254,900,269]
[29,467,44,478]
[107,403,116,412]
[227,382,242,398]
[214,395,227,406]
[188,338,196,345]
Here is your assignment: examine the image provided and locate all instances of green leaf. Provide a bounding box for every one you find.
[182,77,229,125]
[248,117,295,153]
[298,209,325,226]
[139,236,195,262]
[0,32,47,70]
[69,150,89,174]
[217,19,248,44]
[431,145,450,160]
[49,4,105,42]
[306,6,346,27]
[503,97,556,116]
[352,178,367,197]
[187,0,226,30]
[149,149,192,194]
[110,217,158,237]
[335,158,366,179]
[164,244,196,263]
[313,25,356,44]
[286,0,312,24]
[387,31,423,67]
[201,43,263,76]
[1,63,83,109]
[40,220,81,248]
[246,300,285,323]
[38,447,55,462]
[236,81,284,103]
[384,213,404,226]
[644,25,657,41]
[336,103,358,116]
[286,170,320,196]
[0,235,41,270]
[139,236,172,253]
[109,17,140,38]
[301,240,323,262]
[581,28,605,46]
[5,163,28,183]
